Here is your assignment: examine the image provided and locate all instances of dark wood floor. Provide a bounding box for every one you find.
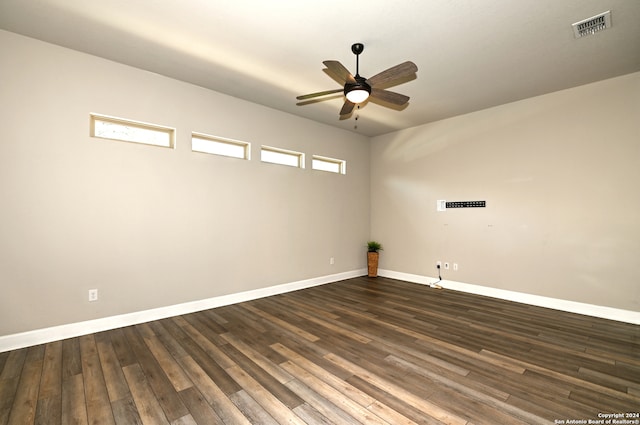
[1,277,639,424]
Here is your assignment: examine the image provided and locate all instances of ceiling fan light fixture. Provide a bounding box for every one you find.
[345,87,370,103]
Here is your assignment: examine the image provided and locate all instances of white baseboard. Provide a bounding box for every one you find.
[0,269,366,353]
[378,269,640,325]
[4,268,636,353]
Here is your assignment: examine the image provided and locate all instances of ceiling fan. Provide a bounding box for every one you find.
[296,43,418,116]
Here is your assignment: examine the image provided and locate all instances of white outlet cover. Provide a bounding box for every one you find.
[88,289,98,302]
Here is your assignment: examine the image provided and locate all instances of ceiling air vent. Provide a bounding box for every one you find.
[572,11,611,38]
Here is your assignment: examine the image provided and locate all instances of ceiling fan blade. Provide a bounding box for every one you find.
[340,100,355,116]
[370,88,410,105]
[296,88,344,100]
[367,61,418,87]
[323,60,356,84]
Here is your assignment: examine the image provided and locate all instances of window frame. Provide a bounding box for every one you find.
[191,132,251,160]
[90,113,175,148]
[260,145,305,168]
[312,155,347,174]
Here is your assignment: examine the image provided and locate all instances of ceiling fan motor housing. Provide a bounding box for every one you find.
[344,75,371,98]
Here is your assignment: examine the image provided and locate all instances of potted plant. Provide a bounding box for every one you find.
[366,241,383,277]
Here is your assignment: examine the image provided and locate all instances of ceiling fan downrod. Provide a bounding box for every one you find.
[351,43,364,76]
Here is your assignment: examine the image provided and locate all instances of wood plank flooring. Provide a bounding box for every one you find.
[1,277,639,424]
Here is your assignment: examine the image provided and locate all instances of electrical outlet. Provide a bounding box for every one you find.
[453,263,458,271]
[444,262,450,270]
[329,257,335,265]
[88,289,98,302]
[436,261,442,268]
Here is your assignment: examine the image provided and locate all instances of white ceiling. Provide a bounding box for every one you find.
[1,0,639,137]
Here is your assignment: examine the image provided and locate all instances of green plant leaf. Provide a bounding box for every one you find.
[367,241,383,252]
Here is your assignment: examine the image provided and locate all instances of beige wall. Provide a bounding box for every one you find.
[371,72,640,311]
[0,30,370,336]
[2,29,638,339]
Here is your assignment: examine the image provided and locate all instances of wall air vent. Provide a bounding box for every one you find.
[572,11,611,38]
